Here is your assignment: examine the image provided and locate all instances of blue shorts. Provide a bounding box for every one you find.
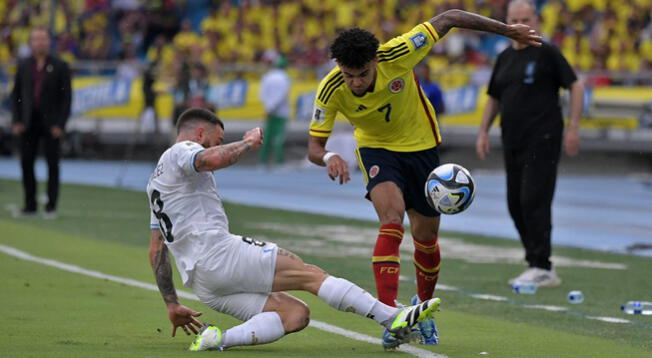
[357,146,440,217]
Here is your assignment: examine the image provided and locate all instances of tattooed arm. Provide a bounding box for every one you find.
[149,230,203,337]
[429,9,541,46]
[149,231,178,305]
[194,127,264,171]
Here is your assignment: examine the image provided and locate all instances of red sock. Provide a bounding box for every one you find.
[372,224,404,306]
[413,234,441,301]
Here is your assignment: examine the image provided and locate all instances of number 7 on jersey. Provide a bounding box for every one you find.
[378,103,392,122]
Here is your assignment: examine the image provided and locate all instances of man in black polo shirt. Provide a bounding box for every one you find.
[475,0,583,287]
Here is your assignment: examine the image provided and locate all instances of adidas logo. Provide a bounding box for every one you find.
[355,104,367,112]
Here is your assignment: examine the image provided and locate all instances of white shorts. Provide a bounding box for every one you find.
[191,234,278,321]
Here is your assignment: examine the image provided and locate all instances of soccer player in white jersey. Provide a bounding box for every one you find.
[146,108,441,351]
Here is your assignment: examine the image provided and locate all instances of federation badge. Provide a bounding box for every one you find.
[369,165,380,178]
[388,78,404,93]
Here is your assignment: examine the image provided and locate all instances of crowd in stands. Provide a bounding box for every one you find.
[0,0,651,86]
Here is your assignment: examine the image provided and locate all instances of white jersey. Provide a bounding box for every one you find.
[146,141,230,286]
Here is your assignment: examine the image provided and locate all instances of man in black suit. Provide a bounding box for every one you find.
[12,28,72,218]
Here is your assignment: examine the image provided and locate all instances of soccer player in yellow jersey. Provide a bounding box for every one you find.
[308,9,541,349]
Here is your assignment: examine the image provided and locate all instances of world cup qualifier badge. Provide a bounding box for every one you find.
[410,32,427,50]
[312,106,326,124]
[388,78,405,93]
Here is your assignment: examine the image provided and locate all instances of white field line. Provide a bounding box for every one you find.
[469,294,509,302]
[0,244,447,358]
[586,316,631,324]
[308,320,447,358]
[522,304,568,312]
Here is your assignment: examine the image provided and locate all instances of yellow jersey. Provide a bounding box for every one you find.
[310,22,442,152]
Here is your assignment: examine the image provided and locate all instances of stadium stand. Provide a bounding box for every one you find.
[1,1,651,79]
[0,0,651,158]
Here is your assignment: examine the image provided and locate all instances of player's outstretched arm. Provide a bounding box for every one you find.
[194,127,264,171]
[149,231,203,337]
[429,9,542,46]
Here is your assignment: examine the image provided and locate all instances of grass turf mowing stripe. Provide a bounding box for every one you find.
[0,244,446,358]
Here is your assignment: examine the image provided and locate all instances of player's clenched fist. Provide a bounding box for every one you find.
[244,127,263,149]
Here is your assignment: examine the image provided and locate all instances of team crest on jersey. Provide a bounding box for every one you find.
[369,165,380,178]
[388,78,405,93]
[410,32,427,50]
[312,106,326,124]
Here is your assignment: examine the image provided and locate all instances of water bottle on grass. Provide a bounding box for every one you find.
[567,290,584,304]
[621,301,652,315]
[512,282,537,294]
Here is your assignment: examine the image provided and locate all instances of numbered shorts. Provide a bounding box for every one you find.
[357,146,440,217]
[191,234,278,321]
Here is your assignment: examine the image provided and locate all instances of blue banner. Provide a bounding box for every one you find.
[207,79,248,109]
[71,80,132,116]
[443,86,479,115]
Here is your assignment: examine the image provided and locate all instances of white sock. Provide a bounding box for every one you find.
[221,312,285,348]
[317,276,397,326]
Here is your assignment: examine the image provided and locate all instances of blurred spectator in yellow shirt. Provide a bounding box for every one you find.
[173,19,200,53]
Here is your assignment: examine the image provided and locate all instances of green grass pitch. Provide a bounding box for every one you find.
[0,179,650,357]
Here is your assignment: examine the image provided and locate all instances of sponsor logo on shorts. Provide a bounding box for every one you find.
[369,165,380,178]
[388,78,404,93]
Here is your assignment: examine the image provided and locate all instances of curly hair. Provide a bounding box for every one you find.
[330,28,380,69]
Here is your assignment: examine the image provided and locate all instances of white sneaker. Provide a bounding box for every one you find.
[508,268,538,285]
[509,268,561,287]
[532,268,561,287]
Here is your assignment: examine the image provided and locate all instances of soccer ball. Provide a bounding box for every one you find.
[424,163,476,215]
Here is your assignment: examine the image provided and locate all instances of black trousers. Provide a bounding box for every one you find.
[20,125,61,211]
[503,134,561,270]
